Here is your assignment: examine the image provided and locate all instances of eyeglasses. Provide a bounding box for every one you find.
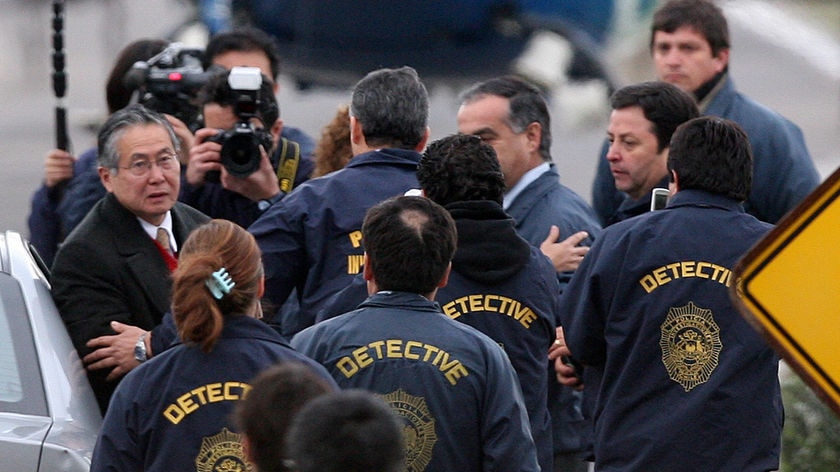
[120,154,179,177]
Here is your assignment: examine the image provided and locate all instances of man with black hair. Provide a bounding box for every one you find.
[592,0,820,225]
[557,117,783,470]
[602,81,699,225]
[292,195,540,472]
[251,66,431,338]
[203,27,316,163]
[179,69,288,227]
[284,390,405,472]
[418,134,560,472]
[235,362,337,472]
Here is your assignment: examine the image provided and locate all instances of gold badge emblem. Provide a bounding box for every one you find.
[382,389,437,472]
[195,427,252,472]
[660,301,722,392]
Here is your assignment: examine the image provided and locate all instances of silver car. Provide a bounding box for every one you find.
[0,231,101,471]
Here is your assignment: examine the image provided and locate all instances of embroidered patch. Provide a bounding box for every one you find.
[660,301,722,392]
[382,389,437,472]
[195,427,251,472]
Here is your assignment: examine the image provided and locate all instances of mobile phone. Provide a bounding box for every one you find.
[650,188,669,211]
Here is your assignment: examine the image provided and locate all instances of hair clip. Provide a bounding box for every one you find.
[206,267,235,300]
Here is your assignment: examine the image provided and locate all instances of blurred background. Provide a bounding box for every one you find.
[1,0,837,236]
[0,0,838,468]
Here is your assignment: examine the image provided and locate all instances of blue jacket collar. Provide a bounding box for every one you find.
[345,148,422,168]
[667,189,745,213]
[359,290,442,313]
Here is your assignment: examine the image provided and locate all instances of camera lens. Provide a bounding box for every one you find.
[220,129,262,178]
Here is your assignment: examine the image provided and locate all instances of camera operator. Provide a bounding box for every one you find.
[180,68,289,227]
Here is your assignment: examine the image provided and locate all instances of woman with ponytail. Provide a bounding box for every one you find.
[91,219,337,472]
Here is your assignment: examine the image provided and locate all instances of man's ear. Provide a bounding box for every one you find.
[670,170,680,195]
[270,118,283,141]
[713,47,730,74]
[363,253,373,281]
[99,166,114,193]
[414,126,431,152]
[437,262,452,289]
[350,116,364,145]
[524,122,542,154]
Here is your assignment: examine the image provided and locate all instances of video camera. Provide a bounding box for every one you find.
[206,67,273,178]
[124,43,215,132]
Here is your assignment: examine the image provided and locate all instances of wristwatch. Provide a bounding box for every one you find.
[134,332,148,363]
[258,192,285,212]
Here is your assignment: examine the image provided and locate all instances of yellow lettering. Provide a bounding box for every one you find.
[225,382,244,400]
[484,295,500,311]
[710,264,725,281]
[369,340,386,359]
[445,364,469,386]
[206,383,223,403]
[468,294,482,312]
[640,274,657,293]
[190,386,208,405]
[333,339,470,386]
[681,261,696,277]
[348,230,363,248]
[405,341,422,360]
[696,262,711,278]
[441,301,459,319]
[352,345,373,368]
[163,382,251,424]
[496,296,511,314]
[640,261,734,294]
[518,308,536,329]
[177,392,198,415]
[337,356,358,378]
[438,354,460,372]
[386,339,403,358]
[347,254,364,275]
[422,345,440,362]
[431,349,447,367]
[653,266,671,285]
[164,405,185,424]
[721,268,732,287]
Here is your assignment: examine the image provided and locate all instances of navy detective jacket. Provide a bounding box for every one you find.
[293,291,540,472]
[562,190,782,471]
[91,316,336,472]
[249,147,422,338]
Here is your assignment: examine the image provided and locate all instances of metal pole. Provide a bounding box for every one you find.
[52,0,69,151]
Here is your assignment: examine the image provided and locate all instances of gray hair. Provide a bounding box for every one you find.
[97,104,180,171]
[349,66,429,150]
[460,76,553,162]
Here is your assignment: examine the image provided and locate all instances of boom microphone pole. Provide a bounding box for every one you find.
[52,0,69,151]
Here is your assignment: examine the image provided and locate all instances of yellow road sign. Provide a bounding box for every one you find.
[731,168,840,417]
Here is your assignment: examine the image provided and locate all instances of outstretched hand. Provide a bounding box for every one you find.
[540,226,589,272]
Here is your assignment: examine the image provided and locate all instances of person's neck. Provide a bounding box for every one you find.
[693,69,727,103]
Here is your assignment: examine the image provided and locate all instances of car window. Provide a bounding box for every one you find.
[0,273,47,416]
